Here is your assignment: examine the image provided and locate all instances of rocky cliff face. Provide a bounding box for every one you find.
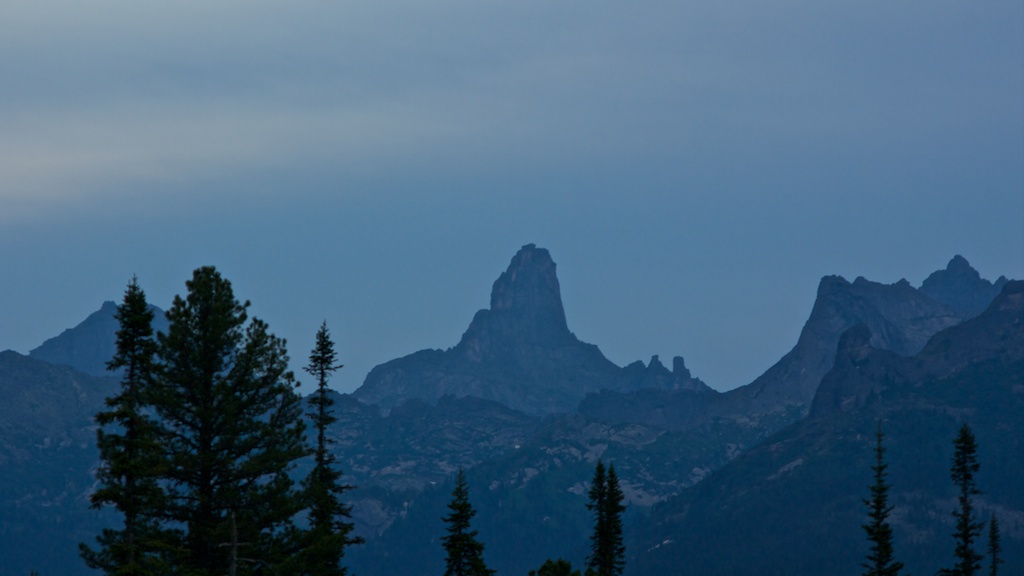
[732,273,965,413]
[353,244,691,414]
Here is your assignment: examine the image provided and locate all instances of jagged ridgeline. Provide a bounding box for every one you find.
[0,246,1017,576]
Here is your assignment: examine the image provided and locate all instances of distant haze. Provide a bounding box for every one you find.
[1,1,1021,394]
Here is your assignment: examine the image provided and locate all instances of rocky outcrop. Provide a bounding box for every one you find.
[353,245,689,414]
[920,254,1009,316]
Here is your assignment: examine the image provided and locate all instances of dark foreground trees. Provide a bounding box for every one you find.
[861,422,903,576]
[586,460,626,576]
[441,469,495,576]
[83,268,364,576]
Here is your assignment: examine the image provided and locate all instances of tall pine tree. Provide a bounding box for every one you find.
[940,423,984,576]
[297,321,361,575]
[441,469,494,576]
[150,266,307,576]
[81,277,168,575]
[862,422,903,576]
[586,460,626,576]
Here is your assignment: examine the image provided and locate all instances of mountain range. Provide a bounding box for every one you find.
[0,245,1017,576]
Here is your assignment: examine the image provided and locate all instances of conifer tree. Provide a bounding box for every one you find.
[586,460,606,574]
[987,515,1002,576]
[586,460,626,576]
[80,277,169,575]
[862,422,903,576]
[940,423,984,576]
[149,266,307,576]
[297,321,361,575]
[441,469,494,576]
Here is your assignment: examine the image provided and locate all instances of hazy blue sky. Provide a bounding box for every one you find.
[2,1,1021,395]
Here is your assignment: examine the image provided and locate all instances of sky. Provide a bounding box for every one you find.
[1,0,1022,395]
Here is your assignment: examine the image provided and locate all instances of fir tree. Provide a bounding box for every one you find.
[862,422,903,576]
[987,515,1002,576]
[586,460,626,576]
[297,321,362,575]
[940,423,984,576]
[80,277,169,575]
[150,267,307,576]
[441,469,494,576]
[586,460,607,574]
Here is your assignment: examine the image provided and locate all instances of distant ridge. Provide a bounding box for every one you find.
[29,301,168,377]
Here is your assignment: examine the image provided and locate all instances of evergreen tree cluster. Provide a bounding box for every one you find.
[81,269,359,576]
[865,422,1004,576]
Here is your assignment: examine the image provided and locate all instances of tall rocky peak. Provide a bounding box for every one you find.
[353,244,689,414]
[455,244,574,358]
[490,244,566,325]
[919,255,1008,316]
